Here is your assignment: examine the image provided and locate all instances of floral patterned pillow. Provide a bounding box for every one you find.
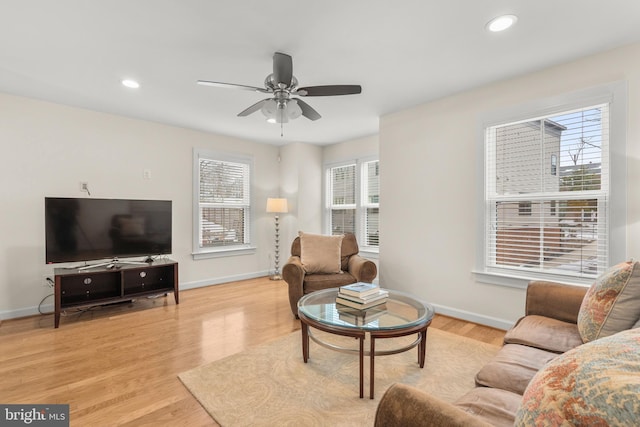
[577,260,640,343]
[515,328,640,426]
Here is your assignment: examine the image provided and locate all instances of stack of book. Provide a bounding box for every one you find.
[335,282,388,310]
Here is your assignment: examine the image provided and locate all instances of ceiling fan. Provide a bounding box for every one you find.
[197,52,362,124]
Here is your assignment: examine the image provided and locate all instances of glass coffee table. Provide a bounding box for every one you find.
[297,288,435,399]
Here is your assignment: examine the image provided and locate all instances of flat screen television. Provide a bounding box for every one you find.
[45,197,172,264]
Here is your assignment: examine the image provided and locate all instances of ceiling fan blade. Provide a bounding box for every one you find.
[296,85,362,97]
[296,99,321,121]
[197,80,270,93]
[273,52,293,87]
[237,99,270,117]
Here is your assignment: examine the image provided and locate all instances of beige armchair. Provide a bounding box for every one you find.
[282,233,377,317]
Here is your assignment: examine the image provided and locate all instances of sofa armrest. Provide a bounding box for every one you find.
[375,384,493,427]
[525,280,588,324]
[283,256,305,316]
[347,255,377,283]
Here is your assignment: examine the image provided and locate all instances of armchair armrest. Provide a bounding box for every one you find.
[525,280,588,324]
[375,384,493,427]
[283,256,305,316]
[347,254,377,283]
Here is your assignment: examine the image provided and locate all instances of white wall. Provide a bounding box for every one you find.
[380,42,640,329]
[0,93,281,319]
[279,142,323,251]
[323,133,379,165]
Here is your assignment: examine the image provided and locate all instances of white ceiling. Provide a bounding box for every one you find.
[1,1,639,146]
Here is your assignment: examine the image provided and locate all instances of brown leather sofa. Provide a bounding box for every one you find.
[374,280,588,427]
[282,233,377,317]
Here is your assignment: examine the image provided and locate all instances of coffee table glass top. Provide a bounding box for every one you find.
[297,288,434,331]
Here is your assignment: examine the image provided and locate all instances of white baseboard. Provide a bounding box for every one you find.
[431,303,514,331]
[0,304,54,321]
[179,270,270,290]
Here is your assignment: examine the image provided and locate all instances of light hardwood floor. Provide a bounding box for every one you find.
[0,277,505,426]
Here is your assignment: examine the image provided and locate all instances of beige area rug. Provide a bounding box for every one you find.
[179,328,499,427]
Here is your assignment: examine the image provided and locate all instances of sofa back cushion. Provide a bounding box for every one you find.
[298,232,344,274]
[515,328,640,426]
[577,260,640,343]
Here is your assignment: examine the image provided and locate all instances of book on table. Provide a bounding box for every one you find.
[337,289,389,304]
[335,294,388,310]
[339,282,380,297]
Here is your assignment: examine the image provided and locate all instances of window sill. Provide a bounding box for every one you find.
[359,249,379,259]
[473,269,592,290]
[192,246,256,260]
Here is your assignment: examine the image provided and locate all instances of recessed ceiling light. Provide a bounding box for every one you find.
[487,15,518,32]
[121,79,140,89]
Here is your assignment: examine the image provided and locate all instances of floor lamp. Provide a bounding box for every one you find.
[266,198,288,280]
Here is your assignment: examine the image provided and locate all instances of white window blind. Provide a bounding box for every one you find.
[362,160,380,247]
[329,163,356,235]
[197,157,250,249]
[326,159,380,252]
[485,103,609,280]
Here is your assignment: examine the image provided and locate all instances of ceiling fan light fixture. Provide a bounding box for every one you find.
[276,102,289,124]
[287,99,302,120]
[486,14,518,32]
[261,99,278,121]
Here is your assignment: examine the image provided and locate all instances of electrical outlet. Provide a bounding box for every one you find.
[43,275,54,288]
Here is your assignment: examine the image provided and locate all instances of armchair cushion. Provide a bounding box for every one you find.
[503,315,582,353]
[577,260,640,343]
[453,387,523,427]
[303,272,357,293]
[475,344,558,395]
[298,231,344,274]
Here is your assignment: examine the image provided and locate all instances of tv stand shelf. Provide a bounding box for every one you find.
[53,259,178,328]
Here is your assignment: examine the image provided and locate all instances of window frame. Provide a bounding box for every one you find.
[474,82,627,288]
[361,159,380,250]
[325,156,380,255]
[192,148,256,260]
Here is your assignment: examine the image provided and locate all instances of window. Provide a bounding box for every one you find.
[483,102,613,283]
[329,163,356,235]
[363,160,380,247]
[326,158,379,252]
[193,149,253,257]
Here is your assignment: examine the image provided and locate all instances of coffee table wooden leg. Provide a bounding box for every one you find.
[418,328,427,368]
[370,337,376,399]
[301,321,309,363]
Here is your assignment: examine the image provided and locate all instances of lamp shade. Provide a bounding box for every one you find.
[266,198,288,213]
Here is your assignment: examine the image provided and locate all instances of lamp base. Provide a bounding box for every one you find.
[269,274,282,281]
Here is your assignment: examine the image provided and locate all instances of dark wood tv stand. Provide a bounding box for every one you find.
[53,259,178,328]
